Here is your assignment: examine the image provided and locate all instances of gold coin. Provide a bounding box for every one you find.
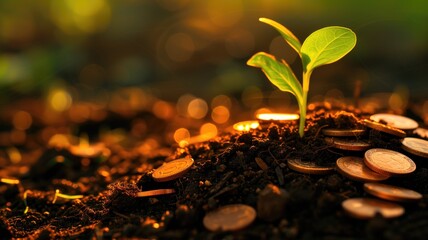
[232,120,260,132]
[362,119,406,138]
[325,137,370,151]
[322,128,366,137]
[364,148,416,176]
[203,204,256,232]
[364,183,422,202]
[152,157,194,182]
[287,158,335,175]
[336,156,389,182]
[342,198,404,219]
[256,113,299,121]
[401,137,428,158]
[136,189,176,197]
[414,128,428,138]
[370,113,418,130]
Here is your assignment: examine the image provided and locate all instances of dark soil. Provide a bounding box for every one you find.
[1,104,428,239]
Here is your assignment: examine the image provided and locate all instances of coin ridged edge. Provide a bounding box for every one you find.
[364,183,423,202]
[322,128,366,137]
[370,114,418,130]
[364,149,416,176]
[287,159,335,175]
[152,157,194,182]
[325,137,370,151]
[342,198,404,219]
[362,119,406,138]
[401,138,428,158]
[336,157,389,182]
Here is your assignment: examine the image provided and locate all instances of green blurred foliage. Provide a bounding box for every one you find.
[0,0,426,104]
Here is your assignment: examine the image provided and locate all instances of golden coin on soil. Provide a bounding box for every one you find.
[233,120,260,132]
[322,128,366,137]
[370,113,418,130]
[336,156,389,182]
[401,137,428,158]
[342,198,404,219]
[152,157,194,182]
[364,183,422,202]
[362,119,406,138]
[287,158,335,175]
[136,189,176,197]
[256,113,299,121]
[203,204,256,232]
[325,137,370,151]
[364,148,416,176]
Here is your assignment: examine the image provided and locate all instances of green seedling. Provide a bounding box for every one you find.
[248,18,357,137]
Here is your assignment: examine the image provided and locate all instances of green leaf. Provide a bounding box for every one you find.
[301,26,356,73]
[259,17,302,56]
[247,52,303,100]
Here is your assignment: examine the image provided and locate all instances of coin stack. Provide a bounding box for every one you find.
[325,113,426,219]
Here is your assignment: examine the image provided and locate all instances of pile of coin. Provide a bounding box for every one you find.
[320,113,425,219]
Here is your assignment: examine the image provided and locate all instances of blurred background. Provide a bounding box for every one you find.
[0,0,427,141]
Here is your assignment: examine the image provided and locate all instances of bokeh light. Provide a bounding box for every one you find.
[211,106,230,124]
[48,87,72,112]
[187,98,208,119]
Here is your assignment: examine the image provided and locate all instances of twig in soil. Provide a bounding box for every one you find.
[315,124,329,139]
[210,183,240,199]
[268,147,280,164]
[52,189,84,204]
[206,171,234,197]
[275,166,285,186]
[113,211,130,220]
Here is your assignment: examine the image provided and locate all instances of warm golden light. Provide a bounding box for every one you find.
[211,105,230,124]
[187,98,208,119]
[200,123,217,138]
[211,95,232,109]
[69,134,104,158]
[12,111,32,131]
[48,88,72,112]
[48,134,71,149]
[0,178,20,185]
[256,113,299,121]
[174,128,190,147]
[153,100,174,119]
[233,120,260,132]
[7,147,22,164]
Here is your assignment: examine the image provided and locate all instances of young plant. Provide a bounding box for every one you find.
[247,18,357,137]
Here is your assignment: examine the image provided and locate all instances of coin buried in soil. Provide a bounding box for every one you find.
[203,204,256,232]
[342,198,404,219]
[136,189,176,197]
[401,137,428,158]
[362,119,406,138]
[322,128,366,137]
[364,183,422,202]
[370,113,418,130]
[364,148,416,176]
[325,137,370,151]
[287,158,335,175]
[152,157,194,182]
[336,156,389,182]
